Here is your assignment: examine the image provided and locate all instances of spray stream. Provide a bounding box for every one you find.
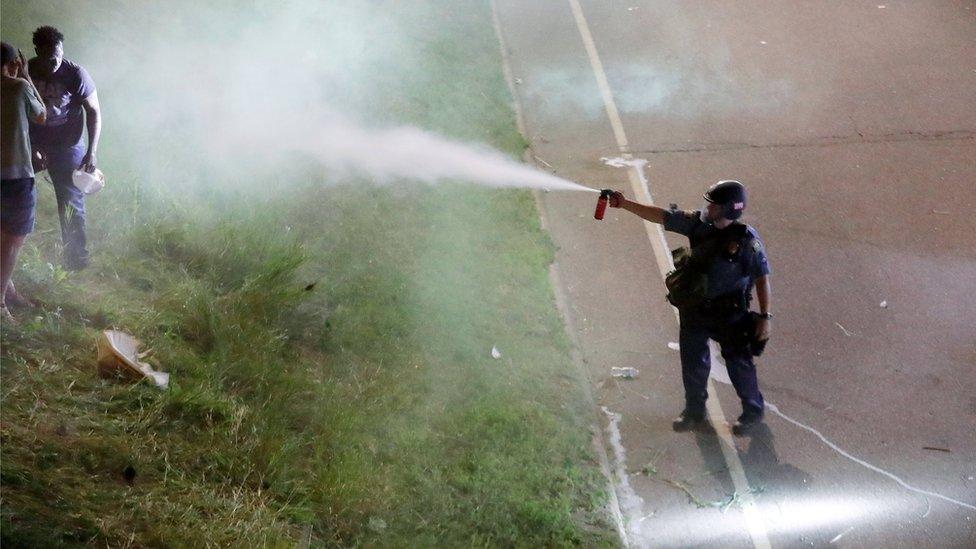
[281,116,598,193]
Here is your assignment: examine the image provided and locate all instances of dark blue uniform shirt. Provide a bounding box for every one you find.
[663,209,770,298]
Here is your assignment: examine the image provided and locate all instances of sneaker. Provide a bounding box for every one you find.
[672,409,706,432]
[731,411,764,436]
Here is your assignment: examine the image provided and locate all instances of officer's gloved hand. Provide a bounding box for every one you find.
[608,190,624,208]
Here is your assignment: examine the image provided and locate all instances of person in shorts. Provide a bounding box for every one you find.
[1,41,47,322]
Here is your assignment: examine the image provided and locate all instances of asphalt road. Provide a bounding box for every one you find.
[494,1,976,547]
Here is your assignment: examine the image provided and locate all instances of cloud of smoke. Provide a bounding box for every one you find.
[39,0,590,196]
[525,59,795,121]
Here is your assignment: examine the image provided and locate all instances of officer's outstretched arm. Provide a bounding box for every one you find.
[608,192,666,224]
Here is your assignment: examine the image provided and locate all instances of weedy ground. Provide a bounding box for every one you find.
[0,0,617,546]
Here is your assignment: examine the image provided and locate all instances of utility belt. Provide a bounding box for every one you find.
[683,292,767,356]
[692,291,748,318]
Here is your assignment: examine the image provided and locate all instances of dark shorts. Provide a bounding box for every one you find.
[1,177,37,236]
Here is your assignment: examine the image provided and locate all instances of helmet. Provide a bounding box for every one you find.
[703,180,747,220]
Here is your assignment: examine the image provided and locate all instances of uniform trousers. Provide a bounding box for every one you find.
[678,306,765,417]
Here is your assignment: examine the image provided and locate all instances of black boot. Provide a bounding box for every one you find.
[672,409,706,432]
[731,410,764,436]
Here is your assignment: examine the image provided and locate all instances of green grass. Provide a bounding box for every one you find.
[1,1,618,546]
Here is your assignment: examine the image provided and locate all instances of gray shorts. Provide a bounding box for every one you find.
[1,177,37,236]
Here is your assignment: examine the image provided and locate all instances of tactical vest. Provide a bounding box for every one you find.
[665,222,752,308]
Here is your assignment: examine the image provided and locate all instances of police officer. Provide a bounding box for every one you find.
[607,180,772,435]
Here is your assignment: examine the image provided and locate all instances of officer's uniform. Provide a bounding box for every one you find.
[663,209,770,418]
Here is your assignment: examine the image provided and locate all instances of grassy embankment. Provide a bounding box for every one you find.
[0,0,617,546]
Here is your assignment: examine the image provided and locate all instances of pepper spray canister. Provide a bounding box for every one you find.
[594,189,612,220]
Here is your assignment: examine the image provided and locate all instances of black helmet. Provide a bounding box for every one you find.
[703,180,747,220]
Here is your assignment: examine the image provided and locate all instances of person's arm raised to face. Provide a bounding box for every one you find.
[80,91,101,172]
[16,50,45,124]
[607,190,667,224]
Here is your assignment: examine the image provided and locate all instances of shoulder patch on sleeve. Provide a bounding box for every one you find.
[753,240,763,253]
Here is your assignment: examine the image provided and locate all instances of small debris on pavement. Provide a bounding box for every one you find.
[490,346,501,359]
[611,367,639,379]
[532,155,554,170]
[829,526,856,544]
[667,342,680,351]
[834,322,856,337]
[922,446,951,453]
[879,300,888,308]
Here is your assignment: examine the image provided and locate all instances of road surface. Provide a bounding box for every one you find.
[494,1,976,547]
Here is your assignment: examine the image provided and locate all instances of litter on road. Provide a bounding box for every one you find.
[834,322,856,337]
[611,367,639,379]
[829,526,856,544]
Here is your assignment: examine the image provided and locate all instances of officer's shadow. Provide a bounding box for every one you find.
[692,422,812,498]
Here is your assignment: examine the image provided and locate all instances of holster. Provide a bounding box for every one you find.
[739,311,769,357]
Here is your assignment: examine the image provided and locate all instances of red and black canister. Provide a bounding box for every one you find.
[594,189,613,220]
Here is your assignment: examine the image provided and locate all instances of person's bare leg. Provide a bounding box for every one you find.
[5,279,31,308]
[1,230,28,319]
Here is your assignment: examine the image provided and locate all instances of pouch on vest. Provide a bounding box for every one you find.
[665,223,750,308]
[665,246,709,308]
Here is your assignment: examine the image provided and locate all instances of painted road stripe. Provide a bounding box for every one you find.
[567,1,773,548]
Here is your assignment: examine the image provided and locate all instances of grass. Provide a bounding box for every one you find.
[1,0,618,546]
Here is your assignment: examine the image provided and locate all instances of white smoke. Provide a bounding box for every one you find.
[62,0,593,195]
[248,109,594,192]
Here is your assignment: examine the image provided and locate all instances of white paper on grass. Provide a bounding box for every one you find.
[97,330,169,389]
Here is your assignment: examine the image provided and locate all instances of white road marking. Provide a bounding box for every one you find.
[767,403,976,511]
[568,1,773,548]
[602,406,648,543]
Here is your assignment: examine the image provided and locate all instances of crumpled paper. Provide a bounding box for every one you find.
[97,330,169,389]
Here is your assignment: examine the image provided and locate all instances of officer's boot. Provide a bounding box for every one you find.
[672,409,706,432]
[731,410,764,436]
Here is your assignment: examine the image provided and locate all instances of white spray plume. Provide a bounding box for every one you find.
[65,1,598,195]
[278,112,596,193]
